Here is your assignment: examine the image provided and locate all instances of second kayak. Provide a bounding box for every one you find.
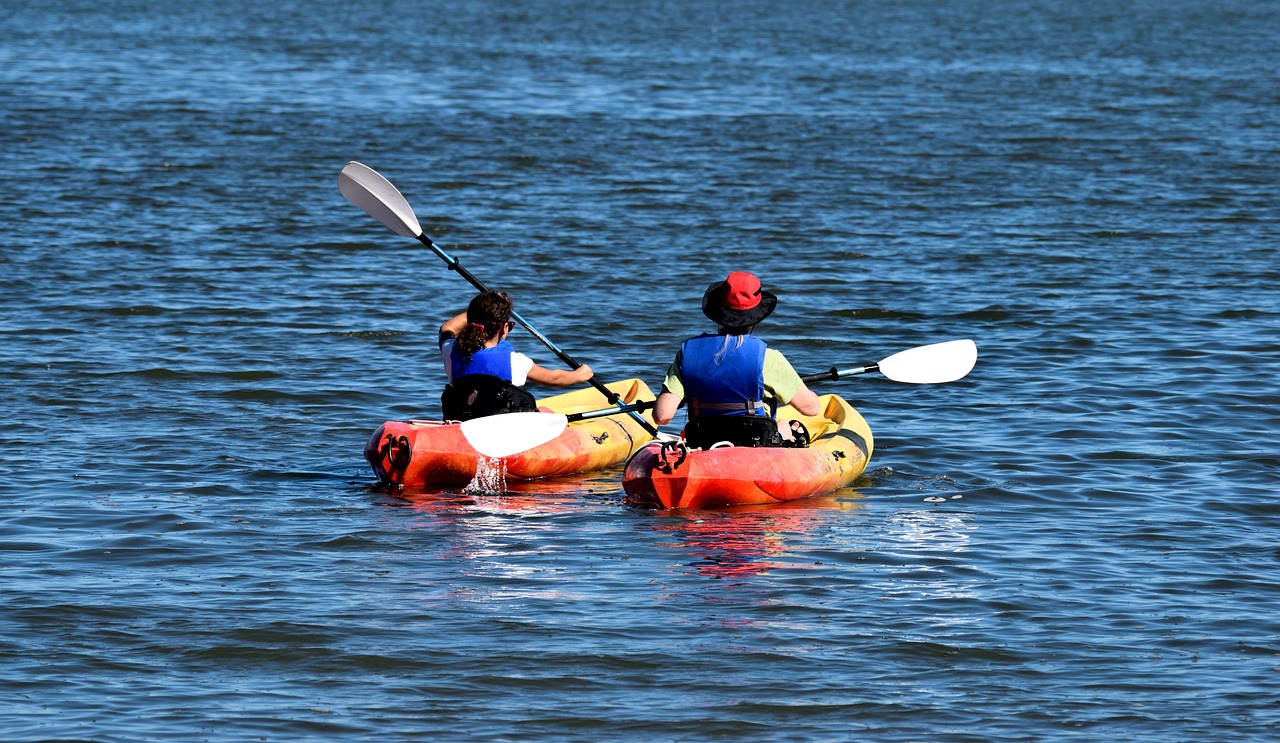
[366,379,657,487]
[621,393,873,509]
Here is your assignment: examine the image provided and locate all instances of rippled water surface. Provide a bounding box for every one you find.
[3,1,1279,740]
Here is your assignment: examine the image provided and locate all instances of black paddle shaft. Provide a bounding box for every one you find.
[566,399,656,423]
[800,363,878,386]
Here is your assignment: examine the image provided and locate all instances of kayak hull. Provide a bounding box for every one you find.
[366,379,657,487]
[622,394,873,509]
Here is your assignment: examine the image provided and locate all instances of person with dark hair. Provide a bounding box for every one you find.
[438,291,592,421]
[653,272,820,448]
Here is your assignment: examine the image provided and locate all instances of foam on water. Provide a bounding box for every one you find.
[464,455,509,495]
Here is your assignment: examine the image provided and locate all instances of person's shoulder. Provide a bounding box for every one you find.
[764,347,798,370]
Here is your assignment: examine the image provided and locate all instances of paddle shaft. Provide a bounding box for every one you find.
[800,364,878,385]
[566,399,656,423]
[416,233,660,436]
[575,360,874,423]
[568,361,879,423]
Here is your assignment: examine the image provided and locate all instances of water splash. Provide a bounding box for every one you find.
[464,455,508,494]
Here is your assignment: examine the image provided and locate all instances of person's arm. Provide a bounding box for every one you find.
[525,362,593,386]
[439,311,468,344]
[786,384,821,417]
[653,354,685,425]
[653,390,682,425]
[765,349,821,416]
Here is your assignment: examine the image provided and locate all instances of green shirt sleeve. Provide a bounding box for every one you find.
[763,348,804,404]
[661,349,685,398]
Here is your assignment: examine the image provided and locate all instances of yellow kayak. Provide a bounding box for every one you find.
[365,379,657,487]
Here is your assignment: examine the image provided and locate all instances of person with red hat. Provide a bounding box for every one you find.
[653,272,820,448]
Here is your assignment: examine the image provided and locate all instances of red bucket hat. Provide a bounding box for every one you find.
[701,271,778,329]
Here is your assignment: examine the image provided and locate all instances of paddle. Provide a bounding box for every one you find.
[800,339,977,385]
[461,401,658,459]
[338,161,659,436]
[461,339,977,458]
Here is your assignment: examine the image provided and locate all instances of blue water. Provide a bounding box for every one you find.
[3,0,1279,740]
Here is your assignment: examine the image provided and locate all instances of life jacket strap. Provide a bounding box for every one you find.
[687,398,767,416]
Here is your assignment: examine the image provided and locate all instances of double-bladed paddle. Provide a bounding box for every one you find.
[460,400,660,459]
[799,338,977,385]
[338,161,659,437]
[459,339,978,458]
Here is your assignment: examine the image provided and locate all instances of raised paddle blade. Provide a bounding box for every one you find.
[338,161,423,238]
[877,339,977,384]
[459,412,570,459]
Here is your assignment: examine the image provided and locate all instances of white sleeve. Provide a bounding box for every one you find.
[440,338,456,381]
[510,353,534,386]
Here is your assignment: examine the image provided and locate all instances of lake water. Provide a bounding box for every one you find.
[3,1,1279,740]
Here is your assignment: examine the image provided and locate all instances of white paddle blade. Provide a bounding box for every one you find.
[459,412,569,459]
[878,339,977,384]
[338,161,423,238]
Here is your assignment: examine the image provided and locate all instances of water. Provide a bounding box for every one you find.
[3,0,1279,740]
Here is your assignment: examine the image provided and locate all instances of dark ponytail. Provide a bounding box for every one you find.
[454,291,514,362]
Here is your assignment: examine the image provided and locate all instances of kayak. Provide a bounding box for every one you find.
[365,379,657,487]
[622,393,874,509]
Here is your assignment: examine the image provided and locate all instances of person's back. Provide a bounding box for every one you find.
[438,291,592,421]
[653,272,820,448]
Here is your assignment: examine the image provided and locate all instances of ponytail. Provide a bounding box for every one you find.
[455,291,514,362]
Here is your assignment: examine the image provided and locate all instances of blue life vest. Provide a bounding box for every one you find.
[441,339,535,421]
[450,340,515,381]
[679,334,770,418]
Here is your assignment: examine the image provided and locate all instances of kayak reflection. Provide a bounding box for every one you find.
[650,491,866,579]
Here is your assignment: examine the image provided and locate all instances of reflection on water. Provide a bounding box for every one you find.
[374,487,590,610]
[868,507,985,632]
[382,482,877,583]
[885,507,977,554]
[652,491,867,579]
[381,488,578,518]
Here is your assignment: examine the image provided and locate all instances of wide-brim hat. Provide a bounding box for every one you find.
[701,271,777,329]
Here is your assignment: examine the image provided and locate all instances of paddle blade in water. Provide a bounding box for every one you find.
[338,161,423,238]
[459,412,570,459]
[878,339,977,384]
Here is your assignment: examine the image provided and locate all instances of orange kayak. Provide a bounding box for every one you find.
[622,394,873,509]
[366,379,657,487]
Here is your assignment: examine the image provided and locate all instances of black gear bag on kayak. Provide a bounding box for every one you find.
[684,415,809,450]
[440,374,538,422]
